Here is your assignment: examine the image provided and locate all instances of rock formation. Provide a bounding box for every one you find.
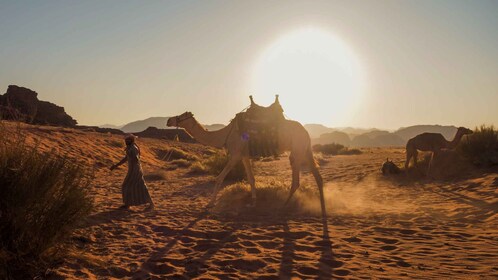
[0,85,77,127]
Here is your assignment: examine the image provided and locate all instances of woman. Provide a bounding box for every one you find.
[110,134,155,210]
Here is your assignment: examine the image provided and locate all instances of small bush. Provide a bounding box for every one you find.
[107,139,123,148]
[155,147,198,162]
[212,180,320,216]
[144,171,168,181]
[0,124,93,278]
[189,161,208,174]
[313,143,362,156]
[339,148,362,155]
[170,158,191,168]
[203,151,245,181]
[458,125,498,166]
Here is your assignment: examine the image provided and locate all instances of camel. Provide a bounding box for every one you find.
[404,127,473,175]
[166,99,326,218]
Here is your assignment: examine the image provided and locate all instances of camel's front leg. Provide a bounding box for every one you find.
[208,156,240,206]
[242,157,256,207]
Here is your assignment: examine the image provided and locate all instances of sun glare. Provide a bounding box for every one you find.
[251,28,364,126]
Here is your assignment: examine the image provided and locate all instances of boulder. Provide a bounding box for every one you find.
[0,85,38,122]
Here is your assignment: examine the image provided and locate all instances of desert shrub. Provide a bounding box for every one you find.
[458,125,498,166]
[170,158,191,168]
[144,171,168,181]
[107,139,123,148]
[339,148,362,155]
[212,180,320,216]
[203,151,245,181]
[0,124,93,278]
[188,161,208,174]
[155,147,199,162]
[313,143,362,156]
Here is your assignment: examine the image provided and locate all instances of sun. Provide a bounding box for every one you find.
[251,27,364,126]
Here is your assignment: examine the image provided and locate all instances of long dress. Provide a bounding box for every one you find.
[121,144,152,206]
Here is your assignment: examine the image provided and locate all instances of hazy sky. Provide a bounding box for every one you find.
[1,0,497,129]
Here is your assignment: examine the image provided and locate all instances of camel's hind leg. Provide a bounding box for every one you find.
[427,151,436,178]
[208,155,240,206]
[413,150,419,168]
[242,157,256,207]
[405,147,414,170]
[307,148,326,219]
[283,153,301,207]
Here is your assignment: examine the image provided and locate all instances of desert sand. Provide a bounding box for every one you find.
[6,123,497,279]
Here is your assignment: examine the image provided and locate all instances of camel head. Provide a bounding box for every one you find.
[167,112,194,128]
[457,127,473,136]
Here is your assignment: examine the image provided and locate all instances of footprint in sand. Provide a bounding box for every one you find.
[214,258,266,272]
[257,240,279,249]
[380,245,398,251]
[297,266,320,276]
[399,229,417,235]
[342,236,362,243]
[374,237,399,244]
[246,247,262,254]
[334,269,351,276]
[396,260,411,267]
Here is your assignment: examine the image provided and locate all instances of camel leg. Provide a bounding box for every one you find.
[242,157,256,207]
[405,149,412,170]
[413,150,419,168]
[427,151,435,178]
[284,154,301,207]
[208,156,240,206]
[307,148,326,219]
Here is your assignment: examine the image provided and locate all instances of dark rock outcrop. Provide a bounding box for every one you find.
[134,126,196,143]
[0,85,77,127]
[75,125,124,135]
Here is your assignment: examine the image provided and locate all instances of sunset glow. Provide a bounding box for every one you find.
[252,28,363,126]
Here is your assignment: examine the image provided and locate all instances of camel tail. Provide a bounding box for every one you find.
[307,146,327,219]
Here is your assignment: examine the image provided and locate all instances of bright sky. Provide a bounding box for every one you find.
[1,0,497,129]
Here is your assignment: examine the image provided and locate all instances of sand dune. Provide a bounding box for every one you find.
[4,122,497,279]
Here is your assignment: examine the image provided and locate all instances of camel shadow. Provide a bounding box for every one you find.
[277,213,337,279]
[181,225,238,278]
[139,209,209,269]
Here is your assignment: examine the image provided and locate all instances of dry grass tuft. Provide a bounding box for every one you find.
[213,180,320,216]
[458,125,498,166]
[0,122,93,279]
[313,143,362,156]
[199,151,245,181]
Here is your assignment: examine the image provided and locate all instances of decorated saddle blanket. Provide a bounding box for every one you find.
[236,98,285,158]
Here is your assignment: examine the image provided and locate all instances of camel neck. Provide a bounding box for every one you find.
[448,132,463,149]
[182,119,234,149]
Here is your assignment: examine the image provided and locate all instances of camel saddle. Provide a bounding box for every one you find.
[237,95,285,158]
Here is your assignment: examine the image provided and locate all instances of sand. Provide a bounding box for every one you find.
[4,122,497,279]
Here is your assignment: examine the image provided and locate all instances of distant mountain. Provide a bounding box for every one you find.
[99,124,123,129]
[312,131,351,146]
[394,125,458,142]
[338,127,379,136]
[101,117,226,133]
[304,124,336,139]
[351,134,380,147]
[312,125,459,147]
[374,133,405,147]
[360,129,390,139]
[120,117,170,133]
[204,124,225,131]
